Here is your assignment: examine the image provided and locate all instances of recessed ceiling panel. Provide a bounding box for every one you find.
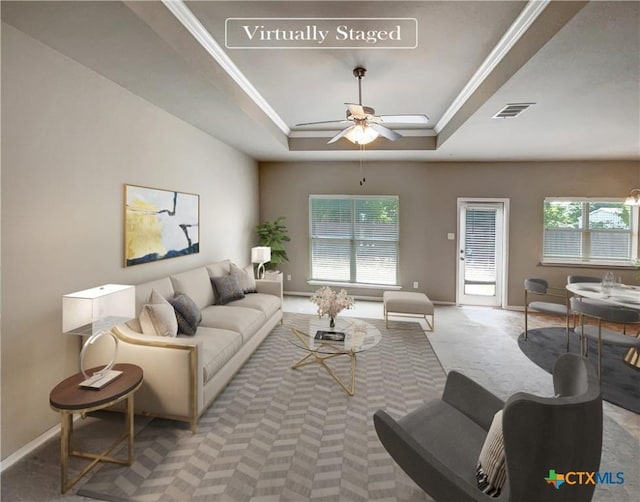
[186,1,526,129]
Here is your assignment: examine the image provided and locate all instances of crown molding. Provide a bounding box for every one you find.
[434,0,550,134]
[162,0,291,136]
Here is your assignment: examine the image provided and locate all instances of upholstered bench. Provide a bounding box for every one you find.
[383,291,434,332]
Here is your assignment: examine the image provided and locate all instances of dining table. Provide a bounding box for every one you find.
[566,281,640,310]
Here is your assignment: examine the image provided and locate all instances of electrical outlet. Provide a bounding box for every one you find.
[287,274,292,281]
[413,281,419,289]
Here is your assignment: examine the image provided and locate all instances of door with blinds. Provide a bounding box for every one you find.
[457,200,508,307]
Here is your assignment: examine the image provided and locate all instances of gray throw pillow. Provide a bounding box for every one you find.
[211,273,245,305]
[168,293,201,336]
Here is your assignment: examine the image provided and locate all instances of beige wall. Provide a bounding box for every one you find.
[259,160,640,303]
[1,24,259,459]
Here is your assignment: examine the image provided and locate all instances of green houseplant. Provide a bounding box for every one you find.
[256,216,290,271]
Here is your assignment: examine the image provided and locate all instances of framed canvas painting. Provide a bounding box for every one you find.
[124,184,199,267]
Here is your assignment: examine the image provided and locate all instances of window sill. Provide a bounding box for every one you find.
[307,280,401,290]
[539,261,637,270]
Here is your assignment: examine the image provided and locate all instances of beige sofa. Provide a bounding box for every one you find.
[84,260,282,431]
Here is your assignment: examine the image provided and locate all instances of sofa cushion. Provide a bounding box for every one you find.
[228,293,281,319]
[476,410,506,497]
[171,267,214,310]
[200,305,265,343]
[207,260,232,278]
[139,290,178,337]
[169,293,202,336]
[231,263,257,294]
[194,327,243,385]
[211,274,245,305]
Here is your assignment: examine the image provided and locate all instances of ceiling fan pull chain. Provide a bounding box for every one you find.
[359,144,366,186]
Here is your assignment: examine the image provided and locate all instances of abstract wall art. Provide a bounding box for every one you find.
[124,184,199,267]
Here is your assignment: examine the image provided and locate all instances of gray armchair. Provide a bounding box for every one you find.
[373,354,602,501]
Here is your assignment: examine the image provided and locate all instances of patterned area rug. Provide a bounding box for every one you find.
[78,314,445,501]
[519,328,640,413]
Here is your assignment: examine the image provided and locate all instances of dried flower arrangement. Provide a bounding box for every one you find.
[310,287,355,327]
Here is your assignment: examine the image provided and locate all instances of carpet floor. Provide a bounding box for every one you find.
[77,314,446,501]
[519,327,640,413]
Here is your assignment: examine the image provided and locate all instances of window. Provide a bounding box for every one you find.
[543,198,638,265]
[310,195,399,285]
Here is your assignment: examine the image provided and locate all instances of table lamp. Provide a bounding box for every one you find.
[63,284,135,389]
[251,246,271,279]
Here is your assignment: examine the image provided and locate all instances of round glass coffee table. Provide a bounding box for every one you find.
[289,317,381,396]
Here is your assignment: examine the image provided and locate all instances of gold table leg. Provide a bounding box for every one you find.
[58,394,137,493]
[291,328,357,396]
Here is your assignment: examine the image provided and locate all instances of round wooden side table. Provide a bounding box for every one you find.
[49,363,143,493]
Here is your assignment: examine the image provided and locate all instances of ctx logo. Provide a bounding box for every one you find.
[545,469,624,489]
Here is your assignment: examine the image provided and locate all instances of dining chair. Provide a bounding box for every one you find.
[524,278,570,349]
[565,276,601,330]
[567,275,600,284]
[569,297,640,379]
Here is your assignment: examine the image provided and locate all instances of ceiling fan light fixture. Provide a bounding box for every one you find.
[345,124,379,145]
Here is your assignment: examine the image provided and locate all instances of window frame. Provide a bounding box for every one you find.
[309,194,400,287]
[542,197,639,266]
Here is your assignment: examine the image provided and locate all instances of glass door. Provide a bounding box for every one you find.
[457,200,507,307]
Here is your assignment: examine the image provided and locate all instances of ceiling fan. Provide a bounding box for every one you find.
[296,67,429,145]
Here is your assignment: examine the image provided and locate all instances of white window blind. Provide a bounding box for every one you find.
[310,196,399,285]
[543,199,638,265]
[464,208,497,294]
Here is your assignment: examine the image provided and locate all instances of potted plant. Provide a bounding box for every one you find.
[255,216,290,273]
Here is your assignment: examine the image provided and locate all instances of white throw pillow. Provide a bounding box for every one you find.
[476,409,506,497]
[139,304,178,337]
[139,289,178,337]
[230,263,257,293]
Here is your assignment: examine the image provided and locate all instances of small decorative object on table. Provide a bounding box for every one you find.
[315,330,346,342]
[310,286,355,328]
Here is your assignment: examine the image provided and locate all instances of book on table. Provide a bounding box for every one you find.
[315,330,345,342]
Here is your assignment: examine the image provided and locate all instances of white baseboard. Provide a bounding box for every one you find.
[0,415,81,473]
[0,423,61,472]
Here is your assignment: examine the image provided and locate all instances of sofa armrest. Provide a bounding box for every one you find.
[82,324,204,430]
[374,410,496,502]
[442,371,504,430]
[256,279,283,299]
[114,323,203,349]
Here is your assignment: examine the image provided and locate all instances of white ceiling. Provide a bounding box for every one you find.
[2,1,639,162]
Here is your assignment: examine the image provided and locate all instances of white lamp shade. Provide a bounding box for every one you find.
[63,284,135,335]
[251,246,271,264]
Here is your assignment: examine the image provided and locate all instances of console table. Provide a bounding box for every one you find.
[49,363,143,493]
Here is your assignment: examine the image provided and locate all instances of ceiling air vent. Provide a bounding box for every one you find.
[492,102,535,119]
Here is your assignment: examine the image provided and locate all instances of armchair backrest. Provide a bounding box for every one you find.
[501,354,602,502]
[524,278,549,294]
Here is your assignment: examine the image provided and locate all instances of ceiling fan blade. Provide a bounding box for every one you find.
[369,123,402,141]
[378,114,430,125]
[296,119,348,127]
[327,126,355,144]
